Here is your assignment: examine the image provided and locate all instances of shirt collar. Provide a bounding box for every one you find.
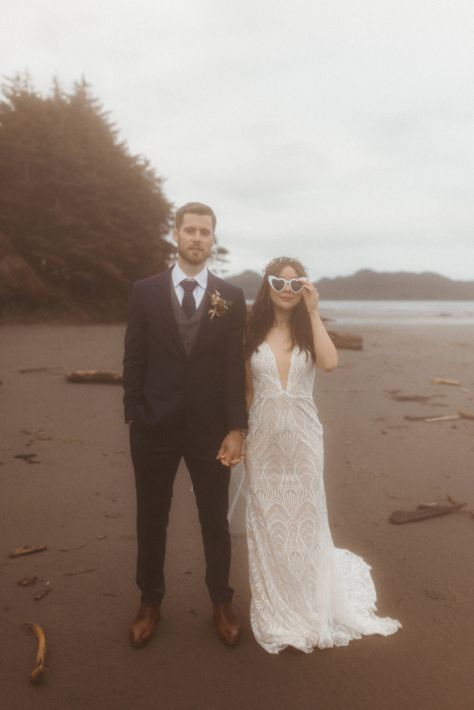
[172,262,208,290]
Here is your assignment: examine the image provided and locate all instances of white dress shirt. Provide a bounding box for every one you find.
[171,263,208,309]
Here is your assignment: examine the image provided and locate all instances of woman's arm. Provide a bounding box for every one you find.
[308,312,338,371]
[301,280,338,372]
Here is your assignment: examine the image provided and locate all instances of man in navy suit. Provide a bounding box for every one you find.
[123,202,248,648]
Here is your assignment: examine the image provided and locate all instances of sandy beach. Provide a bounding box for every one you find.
[1,321,473,710]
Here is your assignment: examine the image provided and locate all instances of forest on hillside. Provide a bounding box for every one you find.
[0,75,173,321]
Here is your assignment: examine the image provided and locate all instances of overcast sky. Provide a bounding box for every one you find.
[2,0,473,280]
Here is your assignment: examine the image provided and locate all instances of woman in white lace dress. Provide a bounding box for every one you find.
[244,257,401,654]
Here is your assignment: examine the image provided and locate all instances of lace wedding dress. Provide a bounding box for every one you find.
[245,341,401,654]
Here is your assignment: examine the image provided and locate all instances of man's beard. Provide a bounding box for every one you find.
[178,244,210,266]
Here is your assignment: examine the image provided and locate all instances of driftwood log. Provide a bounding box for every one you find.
[403,412,474,423]
[432,377,461,386]
[34,586,52,602]
[8,545,47,559]
[390,502,466,524]
[327,331,363,351]
[404,414,461,423]
[27,623,47,684]
[386,391,431,402]
[66,370,123,384]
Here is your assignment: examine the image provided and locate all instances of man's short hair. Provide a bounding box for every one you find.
[175,202,216,231]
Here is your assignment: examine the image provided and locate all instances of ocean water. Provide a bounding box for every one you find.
[319,300,474,327]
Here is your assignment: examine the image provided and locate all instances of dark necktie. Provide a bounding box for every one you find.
[181,279,197,318]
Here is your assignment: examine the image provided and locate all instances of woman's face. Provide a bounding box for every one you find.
[268,264,304,312]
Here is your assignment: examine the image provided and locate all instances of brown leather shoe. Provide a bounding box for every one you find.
[129,603,161,648]
[213,602,241,647]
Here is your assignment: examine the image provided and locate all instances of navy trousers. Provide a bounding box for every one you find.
[129,421,234,606]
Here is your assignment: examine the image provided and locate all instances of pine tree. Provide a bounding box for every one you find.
[0,75,173,318]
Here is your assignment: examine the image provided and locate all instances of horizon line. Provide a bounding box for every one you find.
[225,267,474,283]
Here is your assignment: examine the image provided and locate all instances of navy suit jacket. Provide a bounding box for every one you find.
[122,268,248,448]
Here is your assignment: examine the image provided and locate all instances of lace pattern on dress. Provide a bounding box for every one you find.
[245,342,401,654]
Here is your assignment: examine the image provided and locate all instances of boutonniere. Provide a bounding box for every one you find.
[208,289,232,320]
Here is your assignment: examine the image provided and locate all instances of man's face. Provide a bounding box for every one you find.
[173,213,214,266]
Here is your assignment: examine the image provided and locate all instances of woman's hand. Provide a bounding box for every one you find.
[301,279,338,371]
[300,278,320,315]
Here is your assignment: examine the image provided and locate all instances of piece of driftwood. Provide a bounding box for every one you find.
[57,542,89,552]
[17,576,38,587]
[62,568,95,576]
[27,623,47,683]
[390,502,466,524]
[327,331,363,351]
[66,370,123,384]
[14,453,39,464]
[404,414,461,423]
[9,545,47,559]
[459,410,474,421]
[432,377,461,386]
[19,367,51,374]
[387,392,431,402]
[20,431,51,442]
[34,585,52,601]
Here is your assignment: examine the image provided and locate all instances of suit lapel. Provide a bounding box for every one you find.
[154,269,187,358]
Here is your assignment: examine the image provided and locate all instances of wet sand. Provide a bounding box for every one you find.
[1,322,473,710]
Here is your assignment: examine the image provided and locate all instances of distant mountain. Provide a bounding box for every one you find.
[227,269,474,301]
[226,270,263,300]
[316,270,474,300]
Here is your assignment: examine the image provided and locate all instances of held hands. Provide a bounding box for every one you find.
[216,430,245,467]
[300,278,320,315]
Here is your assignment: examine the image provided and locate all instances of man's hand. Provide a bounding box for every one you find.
[216,430,244,467]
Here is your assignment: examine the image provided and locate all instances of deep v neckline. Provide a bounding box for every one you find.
[264,340,295,392]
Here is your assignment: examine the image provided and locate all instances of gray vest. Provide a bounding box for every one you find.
[170,280,208,355]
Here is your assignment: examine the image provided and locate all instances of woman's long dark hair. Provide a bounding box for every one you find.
[245,257,316,362]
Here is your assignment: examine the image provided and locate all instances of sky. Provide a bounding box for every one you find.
[1,0,473,280]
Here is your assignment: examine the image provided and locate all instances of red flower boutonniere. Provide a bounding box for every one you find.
[208,289,232,320]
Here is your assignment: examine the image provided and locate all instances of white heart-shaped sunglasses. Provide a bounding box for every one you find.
[268,275,305,294]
